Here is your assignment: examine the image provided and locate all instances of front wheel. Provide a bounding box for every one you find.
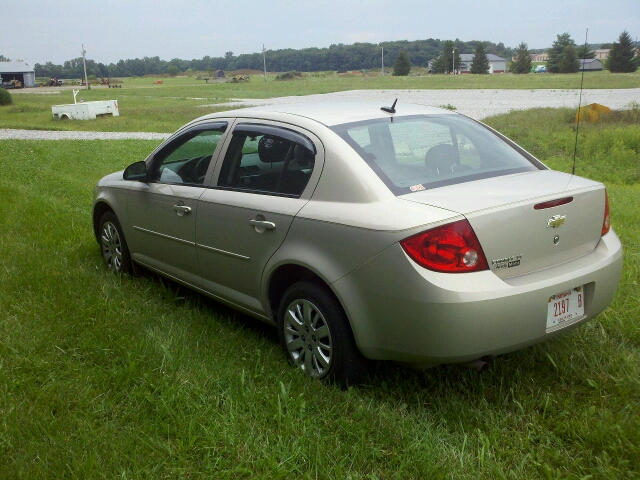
[278,282,366,387]
[99,211,134,274]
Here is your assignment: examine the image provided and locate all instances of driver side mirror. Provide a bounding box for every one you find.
[123,161,148,181]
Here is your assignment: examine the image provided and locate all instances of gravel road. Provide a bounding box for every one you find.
[0,129,169,140]
[2,88,638,140]
[215,88,640,120]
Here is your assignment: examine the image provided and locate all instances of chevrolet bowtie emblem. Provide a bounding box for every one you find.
[547,215,566,228]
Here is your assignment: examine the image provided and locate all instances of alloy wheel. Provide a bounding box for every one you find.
[283,298,333,378]
[101,221,123,272]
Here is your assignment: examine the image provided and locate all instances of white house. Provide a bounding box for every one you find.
[458,54,507,74]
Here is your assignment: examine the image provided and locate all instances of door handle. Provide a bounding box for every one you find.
[173,204,192,216]
[250,219,276,232]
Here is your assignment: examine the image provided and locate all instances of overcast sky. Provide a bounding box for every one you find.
[3,0,639,65]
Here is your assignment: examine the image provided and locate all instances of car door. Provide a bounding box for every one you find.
[196,122,323,315]
[127,122,228,285]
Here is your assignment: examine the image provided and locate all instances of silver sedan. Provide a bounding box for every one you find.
[93,102,623,386]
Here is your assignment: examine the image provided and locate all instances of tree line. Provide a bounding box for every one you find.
[4,32,635,79]
[29,39,515,79]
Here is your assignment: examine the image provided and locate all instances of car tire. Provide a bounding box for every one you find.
[99,211,135,275]
[278,281,366,387]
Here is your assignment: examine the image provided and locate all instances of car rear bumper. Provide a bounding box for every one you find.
[332,229,623,364]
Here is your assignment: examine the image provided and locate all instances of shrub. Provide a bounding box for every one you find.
[0,87,13,106]
[275,71,303,81]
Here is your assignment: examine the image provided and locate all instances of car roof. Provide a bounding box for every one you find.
[202,101,455,127]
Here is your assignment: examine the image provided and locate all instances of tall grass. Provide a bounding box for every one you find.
[0,108,639,478]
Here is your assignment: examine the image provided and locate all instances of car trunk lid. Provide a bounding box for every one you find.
[400,170,606,278]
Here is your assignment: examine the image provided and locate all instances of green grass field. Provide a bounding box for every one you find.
[2,69,639,133]
[0,95,639,477]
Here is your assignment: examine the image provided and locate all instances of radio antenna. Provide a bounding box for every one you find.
[572,28,588,175]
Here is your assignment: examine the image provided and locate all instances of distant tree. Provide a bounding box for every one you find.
[600,43,613,49]
[511,42,532,74]
[0,55,10,62]
[576,44,596,59]
[561,45,580,72]
[547,33,580,73]
[432,40,461,73]
[470,42,490,74]
[605,30,638,73]
[224,51,234,59]
[393,51,412,76]
[167,65,179,76]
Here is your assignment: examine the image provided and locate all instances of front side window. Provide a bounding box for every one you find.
[332,115,542,195]
[217,124,316,197]
[151,124,227,185]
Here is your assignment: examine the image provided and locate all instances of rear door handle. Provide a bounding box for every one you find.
[250,219,276,231]
[173,205,192,216]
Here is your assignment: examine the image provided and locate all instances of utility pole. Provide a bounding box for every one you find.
[82,44,90,90]
[381,45,384,76]
[452,48,455,74]
[262,44,267,82]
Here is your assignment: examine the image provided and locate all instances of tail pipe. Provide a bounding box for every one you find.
[461,355,496,373]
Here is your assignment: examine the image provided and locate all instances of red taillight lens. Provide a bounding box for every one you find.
[534,196,573,210]
[602,190,610,236]
[400,220,489,273]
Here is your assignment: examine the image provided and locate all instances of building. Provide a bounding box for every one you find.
[579,58,603,71]
[458,54,507,74]
[0,61,36,87]
[531,53,549,62]
[594,49,610,60]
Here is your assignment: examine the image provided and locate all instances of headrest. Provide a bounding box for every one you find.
[293,144,315,168]
[425,143,458,173]
[258,136,291,163]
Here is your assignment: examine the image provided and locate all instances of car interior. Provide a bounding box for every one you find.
[218,133,315,197]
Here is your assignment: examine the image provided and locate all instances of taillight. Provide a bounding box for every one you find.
[534,196,573,210]
[400,220,489,273]
[602,190,610,236]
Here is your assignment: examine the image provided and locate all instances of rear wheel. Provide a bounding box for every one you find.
[278,282,366,387]
[99,211,134,274]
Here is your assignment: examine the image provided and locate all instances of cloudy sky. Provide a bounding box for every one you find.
[3,0,639,65]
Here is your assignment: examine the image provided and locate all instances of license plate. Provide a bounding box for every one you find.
[547,286,585,332]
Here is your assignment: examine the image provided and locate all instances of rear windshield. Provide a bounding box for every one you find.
[331,114,542,195]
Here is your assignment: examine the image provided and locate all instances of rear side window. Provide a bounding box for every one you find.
[217,124,316,197]
[331,114,541,195]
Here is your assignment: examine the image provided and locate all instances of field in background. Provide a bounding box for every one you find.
[1,69,639,133]
[0,104,638,476]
